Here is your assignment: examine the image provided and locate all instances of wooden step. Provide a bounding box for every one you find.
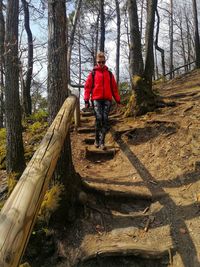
[85,147,116,160]
[83,138,95,145]
[82,179,166,200]
[78,127,95,133]
[81,111,94,117]
[75,225,174,265]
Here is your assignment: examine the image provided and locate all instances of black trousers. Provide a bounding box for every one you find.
[93,100,111,145]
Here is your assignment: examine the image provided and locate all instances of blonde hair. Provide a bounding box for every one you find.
[96,51,105,60]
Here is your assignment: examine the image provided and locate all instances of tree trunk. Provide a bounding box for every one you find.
[47,0,81,222]
[139,0,144,39]
[67,0,82,83]
[179,20,187,72]
[126,0,158,117]
[99,0,105,52]
[169,0,174,79]
[155,8,165,77]
[123,4,131,80]
[154,46,159,79]
[128,0,143,77]
[94,13,100,64]
[5,0,25,174]
[0,0,5,128]
[143,0,158,85]
[115,0,120,85]
[185,13,192,69]
[76,27,82,128]
[192,0,200,68]
[21,0,33,116]
[0,72,3,128]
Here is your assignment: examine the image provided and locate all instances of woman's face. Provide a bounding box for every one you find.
[97,57,105,68]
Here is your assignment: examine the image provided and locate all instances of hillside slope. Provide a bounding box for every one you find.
[1,69,200,267]
[67,69,200,267]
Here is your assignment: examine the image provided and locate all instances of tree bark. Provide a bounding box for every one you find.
[185,13,192,69]
[21,0,33,115]
[47,0,81,222]
[67,0,82,83]
[192,0,200,68]
[0,0,5,128]
[127,0,143,77]
[179,19,187,72]
[115,0,120,85]
[94,13,100,64]
[139,0,144,39]
[4,0,25,174]
[99,0,105,52]
[48,0,68,121]
[75,27,82,128]
[169,0,174,79]
[143,0,158,85]
[127,0,158,117]
[155,8,165,77]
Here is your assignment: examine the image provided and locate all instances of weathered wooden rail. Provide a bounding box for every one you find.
[164,61,195,77]
[0,95,77,267]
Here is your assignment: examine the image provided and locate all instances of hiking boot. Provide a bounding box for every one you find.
[95,131,100,148]
[100,144,106,150]
[94,140,100,148]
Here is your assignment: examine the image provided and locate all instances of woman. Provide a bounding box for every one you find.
[84,52,121,150]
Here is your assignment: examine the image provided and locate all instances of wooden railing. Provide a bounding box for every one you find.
[164,61,196,77]
[0,95,77,267]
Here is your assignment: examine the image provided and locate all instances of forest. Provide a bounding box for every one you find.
[0,0,200,266]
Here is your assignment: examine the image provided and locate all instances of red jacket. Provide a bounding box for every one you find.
[84,65,120,103]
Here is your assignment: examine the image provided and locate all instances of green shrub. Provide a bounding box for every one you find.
[29,110,48,122]
[28,121,43,133]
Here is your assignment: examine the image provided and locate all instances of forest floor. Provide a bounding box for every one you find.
[1,69,200,267]
[56,69,200,267]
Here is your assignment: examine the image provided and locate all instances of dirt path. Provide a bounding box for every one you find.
[58,69,200,267]
[1,70,199,267]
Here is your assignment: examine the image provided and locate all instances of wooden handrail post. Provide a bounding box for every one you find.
[0,95,77,267]
[74,97,81,128]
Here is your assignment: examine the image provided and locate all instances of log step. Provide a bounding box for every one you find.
[81,111,94,117]
[83,138,95,145]
[75,226,174,266]
[85,147,116,160]
[78,127,95,133]
[82,180,166,200]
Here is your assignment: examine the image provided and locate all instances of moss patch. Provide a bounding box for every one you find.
[38,183,64,225]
